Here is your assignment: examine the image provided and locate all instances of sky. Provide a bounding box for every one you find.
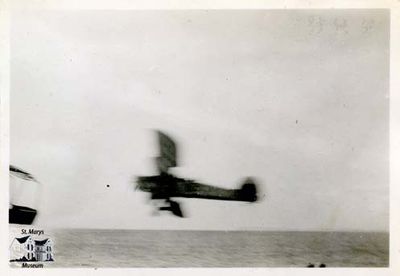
[10,10,389,231]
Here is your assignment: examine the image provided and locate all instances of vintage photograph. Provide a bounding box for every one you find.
[8,9,389,268]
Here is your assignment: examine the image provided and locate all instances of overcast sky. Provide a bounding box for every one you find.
[10,10,389,231]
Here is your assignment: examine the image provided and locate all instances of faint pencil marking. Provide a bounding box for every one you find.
[307,16,325,35]
[361,18,375,33]
[333,18,348,34]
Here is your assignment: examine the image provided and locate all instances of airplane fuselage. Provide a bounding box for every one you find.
[136,173,257,202]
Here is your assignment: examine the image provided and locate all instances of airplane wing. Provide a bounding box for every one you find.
[10,165,37,181]
[156,131,178,173]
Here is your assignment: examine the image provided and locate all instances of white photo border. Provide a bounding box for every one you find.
[1,1,399,276]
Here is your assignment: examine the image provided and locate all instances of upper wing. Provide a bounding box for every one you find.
[10,165,37,181]
[156,130,178,173]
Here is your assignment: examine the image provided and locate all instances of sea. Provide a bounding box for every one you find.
[27,229,388,268]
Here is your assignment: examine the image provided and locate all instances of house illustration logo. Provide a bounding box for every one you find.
[10,235,54,265]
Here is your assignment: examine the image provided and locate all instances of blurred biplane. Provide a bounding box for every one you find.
[135,131,259,217]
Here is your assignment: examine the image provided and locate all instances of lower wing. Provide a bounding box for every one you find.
[172,178,258,202]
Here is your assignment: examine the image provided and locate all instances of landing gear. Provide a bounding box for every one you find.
[159,199,184,217]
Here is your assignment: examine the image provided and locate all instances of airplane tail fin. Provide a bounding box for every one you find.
[239,178,258,202]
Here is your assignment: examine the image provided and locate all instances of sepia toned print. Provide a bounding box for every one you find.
[9,9,389,268]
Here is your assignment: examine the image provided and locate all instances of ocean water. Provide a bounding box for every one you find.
[38,229,389,267]
[36,229,389,268]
